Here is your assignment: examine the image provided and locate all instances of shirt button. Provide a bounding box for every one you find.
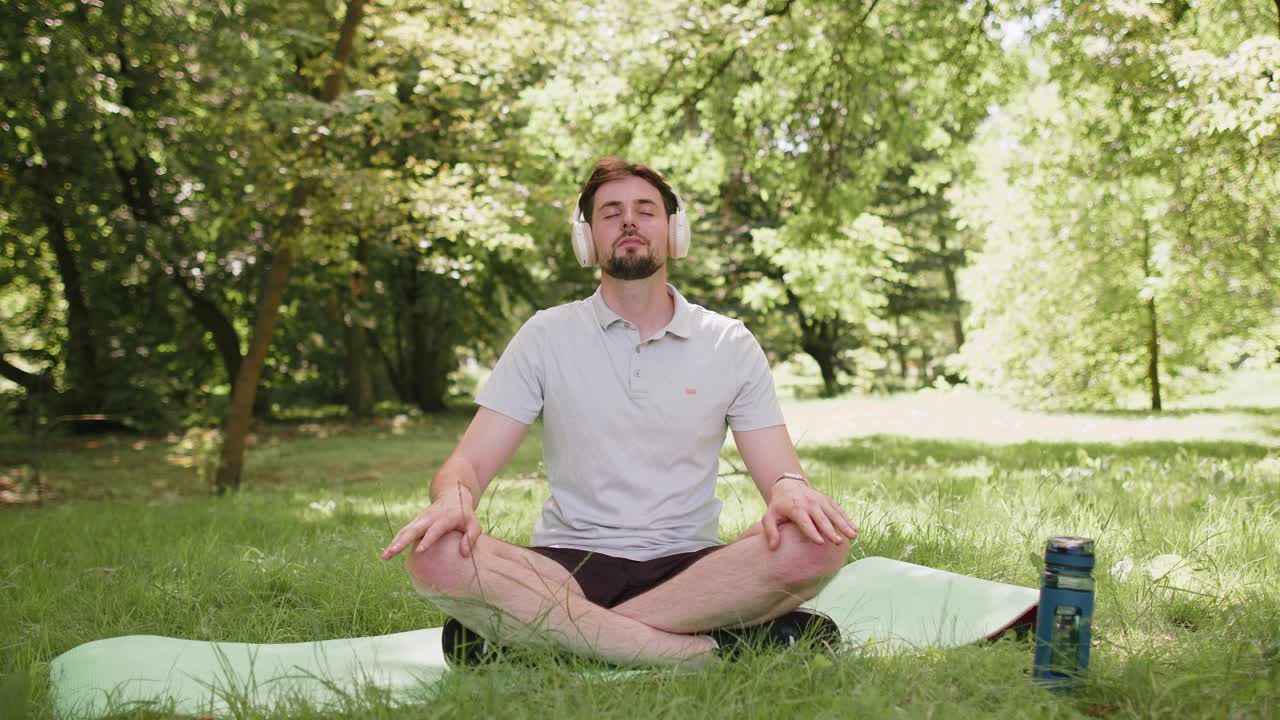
[634,371,640,376]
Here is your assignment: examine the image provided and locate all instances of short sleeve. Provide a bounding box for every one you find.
[726,324,786,432]
[475,316,545,425]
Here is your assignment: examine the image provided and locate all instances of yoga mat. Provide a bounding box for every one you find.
[49,557,1037,719]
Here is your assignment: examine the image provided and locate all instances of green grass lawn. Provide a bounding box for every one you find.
[2,397,1278,718]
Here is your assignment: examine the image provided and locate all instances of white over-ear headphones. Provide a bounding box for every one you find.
[570,190,691,267]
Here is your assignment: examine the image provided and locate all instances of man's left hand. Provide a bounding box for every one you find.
[755,479,858,550]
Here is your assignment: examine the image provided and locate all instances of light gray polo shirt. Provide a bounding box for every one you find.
[475,284,785,561]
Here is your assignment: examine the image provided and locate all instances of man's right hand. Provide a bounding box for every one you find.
[380,485,482,561]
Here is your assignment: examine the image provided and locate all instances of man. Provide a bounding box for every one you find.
[380,157,858,667]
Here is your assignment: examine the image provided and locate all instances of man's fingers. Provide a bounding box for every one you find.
[826,499,858,538]
[382,503,482,560]
[462,516,482,558]
[812,506,844,543]
[763,511,780,550]
[382,522,423,559]
[790,510,825,544]
[414,518,449,554]
[381,539,406,560]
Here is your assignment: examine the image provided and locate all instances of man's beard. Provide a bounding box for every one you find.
[602,243,663,280]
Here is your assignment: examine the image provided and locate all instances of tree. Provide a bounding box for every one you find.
[955,1,1279,409]
[214,0,369,493]
[617,0,1008,394]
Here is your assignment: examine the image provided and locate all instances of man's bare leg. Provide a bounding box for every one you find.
[611,523,848,634]
[407,532,716,667]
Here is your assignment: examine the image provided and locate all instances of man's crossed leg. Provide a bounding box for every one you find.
[406,524,847,667]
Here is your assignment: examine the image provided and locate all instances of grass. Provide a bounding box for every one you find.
[2,391,1279,719]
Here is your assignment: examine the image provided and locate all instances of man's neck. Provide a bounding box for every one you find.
[599,271,674,341]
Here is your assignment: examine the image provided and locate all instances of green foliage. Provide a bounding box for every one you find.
[954,1,1279,409]
[747,213,905,323]
[1,0,1276,435]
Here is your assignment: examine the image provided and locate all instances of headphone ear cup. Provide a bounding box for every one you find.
[572,221,597,267]
[668,206,691,259]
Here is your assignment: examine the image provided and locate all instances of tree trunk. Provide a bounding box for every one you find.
[175,279,244,392]
[216,244,295,493]
[801,318,843,399]
[409,319,452,412]
[371,333,406,401]
[26,15,102,412]
[214,0,369,493]
[938,234,965,350]
[811,351,840,398]
[1141,226,1163,411]
[344,233,374,417]
[1146,296,1162,411]
[43,204,102,410]
[893,317,909,379]
[402,262,454,412]
[781,287,847,399]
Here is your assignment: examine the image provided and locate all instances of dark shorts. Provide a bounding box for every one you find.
[528,545,723,608]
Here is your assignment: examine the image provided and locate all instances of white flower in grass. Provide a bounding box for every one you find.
[1110,555,1134,582]
[309,500,336,512]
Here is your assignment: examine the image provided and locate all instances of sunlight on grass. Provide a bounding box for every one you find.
[780,369,1280,449]
[2,379,1278,719]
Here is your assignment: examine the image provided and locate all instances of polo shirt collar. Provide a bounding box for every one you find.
[589,284,694,339]
[666,285,694,338]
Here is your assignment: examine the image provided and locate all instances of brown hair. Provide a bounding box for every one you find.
[578,156,678,223]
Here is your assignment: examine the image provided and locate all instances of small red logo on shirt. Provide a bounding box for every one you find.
[685,388,697,395]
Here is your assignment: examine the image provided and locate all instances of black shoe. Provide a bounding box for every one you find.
[707,608,841,660]
[441,617,499,668]
[442,618,601,669]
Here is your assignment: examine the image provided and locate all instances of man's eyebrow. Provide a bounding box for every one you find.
[598,199,659,211]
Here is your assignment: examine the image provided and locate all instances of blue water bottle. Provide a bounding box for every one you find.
[1033,536,1095,689]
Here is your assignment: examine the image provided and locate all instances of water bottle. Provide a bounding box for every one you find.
[1033,536,1095,689]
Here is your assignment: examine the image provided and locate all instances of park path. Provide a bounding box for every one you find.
[778,373,1280,449]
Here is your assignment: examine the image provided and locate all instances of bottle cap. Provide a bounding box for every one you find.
[1046,536,1094,556]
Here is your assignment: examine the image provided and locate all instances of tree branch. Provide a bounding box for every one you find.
[858,0,882,29]
[0,355,56,396]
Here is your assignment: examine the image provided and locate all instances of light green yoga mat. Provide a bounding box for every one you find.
[49,557,1037,719]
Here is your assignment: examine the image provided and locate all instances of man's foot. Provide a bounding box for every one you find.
[707,608,841,660]
[441,617,498,668]
[441,618,619,669]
